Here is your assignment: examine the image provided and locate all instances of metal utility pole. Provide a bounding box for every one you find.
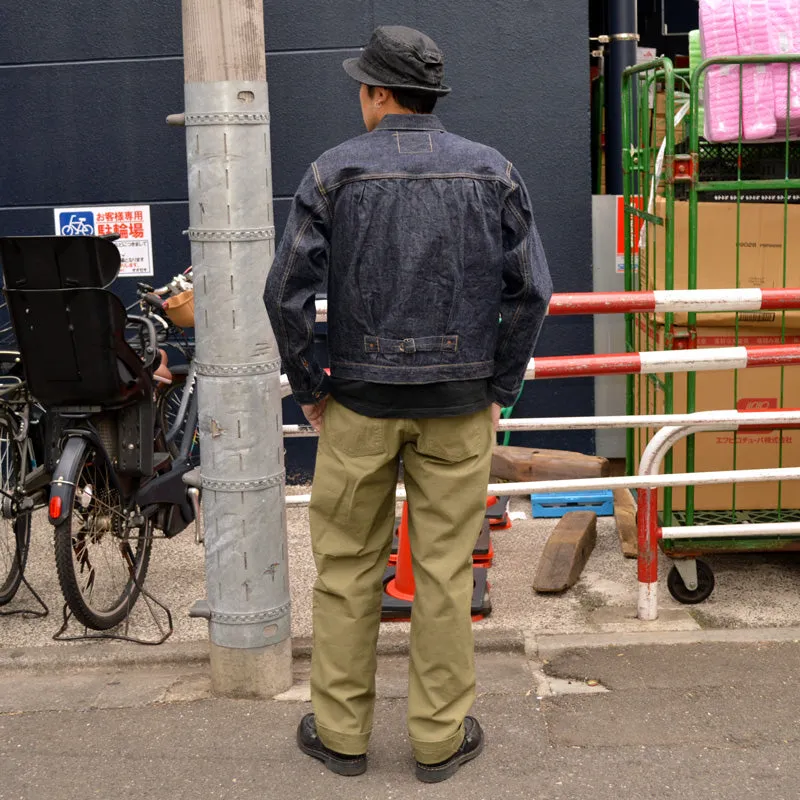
[180,0,292,697]
[605,0,639,195]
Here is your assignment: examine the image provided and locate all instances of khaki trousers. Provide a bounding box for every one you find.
[308,398,493,763]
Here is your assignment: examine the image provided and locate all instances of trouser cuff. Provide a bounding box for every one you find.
[410,723,465,764]
[315,720,371,756]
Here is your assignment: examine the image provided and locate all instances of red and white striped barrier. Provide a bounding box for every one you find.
[524,344,800,380]
[280,344,800,399]
[314,288,800,323]
[547,288,800,315]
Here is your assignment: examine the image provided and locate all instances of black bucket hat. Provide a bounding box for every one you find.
[343,25,451,96]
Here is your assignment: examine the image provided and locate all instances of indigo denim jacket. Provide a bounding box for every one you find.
[264,114,552,408]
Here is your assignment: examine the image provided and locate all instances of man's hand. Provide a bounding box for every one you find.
[491,402,503,432]
[301,398,328,433]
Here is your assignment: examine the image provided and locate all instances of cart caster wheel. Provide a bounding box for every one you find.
[667,560,715,604]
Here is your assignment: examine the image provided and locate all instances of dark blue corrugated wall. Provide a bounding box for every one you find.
[0,0,593,481]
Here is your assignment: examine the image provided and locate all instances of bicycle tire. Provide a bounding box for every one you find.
[0,417,31,606]
[158,367,200,465]
[53,444,152,630]
[0,520,30,606]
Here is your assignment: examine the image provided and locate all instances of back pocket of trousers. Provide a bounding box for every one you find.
[325,399,386,457]
[415,411,488,463]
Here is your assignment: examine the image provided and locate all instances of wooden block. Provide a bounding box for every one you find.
[492,446,610,483]
[613,488,638,559]
[533,511,597,593]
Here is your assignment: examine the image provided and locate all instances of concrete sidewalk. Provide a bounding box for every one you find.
[3,641,800,800]
[5,493,800,662]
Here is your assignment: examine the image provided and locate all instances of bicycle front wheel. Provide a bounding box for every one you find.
[0,416,31,606]
[158,369,200,466]
[54,445,152,629]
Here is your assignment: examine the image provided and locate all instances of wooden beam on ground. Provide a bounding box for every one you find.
[491,446,610,483]
[613,488,638,558]
[533,511,598,593]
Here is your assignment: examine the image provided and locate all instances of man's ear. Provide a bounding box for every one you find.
[373,86,392,106]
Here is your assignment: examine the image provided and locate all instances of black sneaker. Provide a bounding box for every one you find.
[296,713,367,776]
[415,716,484,783]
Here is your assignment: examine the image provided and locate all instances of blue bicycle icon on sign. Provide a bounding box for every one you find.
[59,212,95,236]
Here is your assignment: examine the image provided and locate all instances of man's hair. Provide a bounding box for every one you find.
[367,85,438,114]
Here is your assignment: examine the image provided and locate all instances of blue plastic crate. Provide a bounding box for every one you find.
[531,489,615,519]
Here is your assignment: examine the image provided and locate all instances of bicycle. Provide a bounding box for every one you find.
[0,299,50,611]
[0,234,200,631]
[0,372,38,608]
[133,271,199,468]
[59,214,95,236]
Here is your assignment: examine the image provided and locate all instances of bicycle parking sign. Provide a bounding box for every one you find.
[58,210,95,236]
[53,204,154,277]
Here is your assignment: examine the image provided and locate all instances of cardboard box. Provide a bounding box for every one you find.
[634,325,800,510]
[654,198,800,329]
[651,91,689,172]
[654,91,667,145]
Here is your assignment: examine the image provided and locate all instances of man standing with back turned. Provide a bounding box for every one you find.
[264,25,552,783]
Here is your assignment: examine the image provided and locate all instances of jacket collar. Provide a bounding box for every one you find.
[375,114,446,132]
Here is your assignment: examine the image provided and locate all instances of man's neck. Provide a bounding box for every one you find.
[377,101,415,122]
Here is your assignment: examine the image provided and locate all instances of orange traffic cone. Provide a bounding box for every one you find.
[380,501,493,621]
[390,502,496,566]
[385,502,414,602]
[486,495,512,530]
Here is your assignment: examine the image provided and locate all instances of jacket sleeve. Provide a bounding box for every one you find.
[264,164,332,405]
[490,166,553,408]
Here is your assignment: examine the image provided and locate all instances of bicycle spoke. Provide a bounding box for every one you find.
[0,428,19,596]
[64,451,145,615]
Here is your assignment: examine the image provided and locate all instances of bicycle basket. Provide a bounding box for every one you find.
[163,289,195,329]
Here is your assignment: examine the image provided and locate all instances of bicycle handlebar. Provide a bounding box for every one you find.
[142,292,165,311]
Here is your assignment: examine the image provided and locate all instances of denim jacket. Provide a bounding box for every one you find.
[264,114,553,408]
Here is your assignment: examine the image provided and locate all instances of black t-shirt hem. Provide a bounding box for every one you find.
[330,377,492,419]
